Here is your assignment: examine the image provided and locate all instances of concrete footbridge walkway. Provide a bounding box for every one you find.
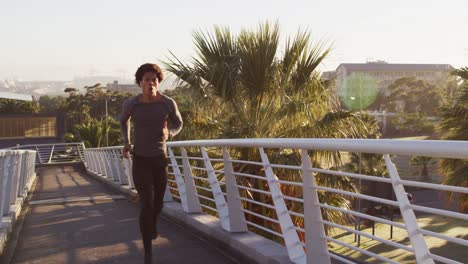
[2,163,239,264]
[1,139,467,264]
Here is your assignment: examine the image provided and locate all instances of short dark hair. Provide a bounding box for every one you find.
[135,63,164,86]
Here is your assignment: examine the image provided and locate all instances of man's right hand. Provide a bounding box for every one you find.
[122,144,131,159]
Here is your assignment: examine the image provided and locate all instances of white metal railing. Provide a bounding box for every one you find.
[83,139,468,264]
[8,142,85,165]
[0,150,37,218]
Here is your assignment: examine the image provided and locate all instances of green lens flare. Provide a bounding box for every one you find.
[339,72,378,110]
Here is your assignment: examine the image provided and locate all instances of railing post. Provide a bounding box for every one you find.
[259,147,305,263]
[0,153,7,216]
[48,145,55,163]
[222,147,248,232]
[384,155,434,264]
[200,147,230,230]
[103,149,113,179]
[98,149,108,177]
[27,151,36,186]
[86,150,93,172]
[300,149,331,264]
[77,142,85,162]
[163,183,173,202]
[3,152,15,215]
[114,149,128,185]
[18,152,27,197]
[180,148,202,213]
[167,148,190,210]
[35,146,43,164]
[10,153,20,205]
[94,149,102,175]
[123,157,135,189]
[91,150,98,173]
[109,149,120,182]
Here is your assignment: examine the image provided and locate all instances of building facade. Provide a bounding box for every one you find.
[334,61,454,95]
[106,80,139,94]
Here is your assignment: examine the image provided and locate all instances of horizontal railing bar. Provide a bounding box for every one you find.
[236,185,272,195]
[326,236,398,264]
[195,185,212,192]
[167,138,468,159]
[200,204,217,212]
[282,195,304,203]
[233,171,267,181]
[230,159,264,166]
[309,167,392,183]
[293,226,305,233]
[238,197,276,210]
[409,204,468,220]
[14,142,84,148]
[319,203,406,229]
[288,210,304,218]
[323,220,414,252]
[208,158,223,162]
[428,253,463,264]
[270,164,301,170]
[277,180,303,187]
[191,166,208,171]
[185,156,224,162]
[327,253,356,264]
[315,186,400,207]
[399,180,468,194]
[245,220,283,237]
[240,208,280,224]
[186,156,205,160]
[419,228,468,246]
[192,176,209,181]
[197,194,215,202]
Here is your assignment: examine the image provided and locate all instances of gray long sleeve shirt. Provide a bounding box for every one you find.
[120,93,183,157]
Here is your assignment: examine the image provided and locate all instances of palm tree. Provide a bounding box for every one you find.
[73,118,105,148]
[164,22,378,235]
[410,156,434,181]
[0,99,37,113]
[438,67,468,212]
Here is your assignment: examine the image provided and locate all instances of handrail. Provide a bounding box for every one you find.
[83,138,468,264]
[0,150,37,227]
[167,138,468,159]
[9,142,86,165]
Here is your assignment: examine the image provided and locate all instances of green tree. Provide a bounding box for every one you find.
[72,118,105,148]
[386,77,441,115]
[410,156,435,181]
[165,22,379,235]
[38,95,66,113]
[0,99,37,113]
[438,67,468,212]
[62,84,132,135]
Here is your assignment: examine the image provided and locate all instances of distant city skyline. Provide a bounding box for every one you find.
[1,0,467,81]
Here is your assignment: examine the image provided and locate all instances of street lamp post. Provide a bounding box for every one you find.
[105,96,116,147]
[105,97,109,147]
[350,95,363,246]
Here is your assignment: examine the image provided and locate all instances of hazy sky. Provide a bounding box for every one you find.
[1,0,467,81]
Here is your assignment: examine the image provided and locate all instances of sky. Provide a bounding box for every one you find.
[0,0,467,81]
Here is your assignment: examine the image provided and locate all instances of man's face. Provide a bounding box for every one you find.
[140,72,159,97]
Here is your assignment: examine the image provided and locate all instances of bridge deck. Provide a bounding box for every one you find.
[7,164,237,264]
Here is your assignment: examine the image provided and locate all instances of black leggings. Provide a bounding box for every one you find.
[132,154,168,255]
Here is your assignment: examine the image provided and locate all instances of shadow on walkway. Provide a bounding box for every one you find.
[8,164,238,264]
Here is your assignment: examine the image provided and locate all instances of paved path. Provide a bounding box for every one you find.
[9,164,238,264]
